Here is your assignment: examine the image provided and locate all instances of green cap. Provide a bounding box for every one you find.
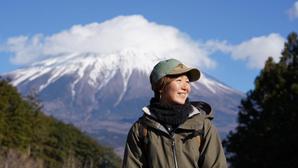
[150,58,201,90]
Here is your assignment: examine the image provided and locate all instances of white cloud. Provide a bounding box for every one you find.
[6,35,45,64]
[2,15,215,69]
[1,15,286,70]
[230,34,285,68]
[202,33,285,69]
[288,1,298,20]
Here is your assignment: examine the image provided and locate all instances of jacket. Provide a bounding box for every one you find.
[122,102,227,168]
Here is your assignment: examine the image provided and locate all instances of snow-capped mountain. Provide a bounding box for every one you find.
[4,50,244,155]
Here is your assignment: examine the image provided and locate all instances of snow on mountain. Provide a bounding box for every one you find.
[11,50,152,90]
[9,49,238,98]
[4,51,244,155]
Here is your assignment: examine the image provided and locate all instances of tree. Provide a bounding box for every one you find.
[223,32,298,168]
[0,78,121,167]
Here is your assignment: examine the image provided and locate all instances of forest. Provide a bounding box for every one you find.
[0,79,121,168]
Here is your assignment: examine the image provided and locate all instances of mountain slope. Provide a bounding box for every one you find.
[4,51,244,155]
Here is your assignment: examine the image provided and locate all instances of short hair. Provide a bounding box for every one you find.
[152,75,180,100]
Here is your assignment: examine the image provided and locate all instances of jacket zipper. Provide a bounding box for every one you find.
[172,137,179,168]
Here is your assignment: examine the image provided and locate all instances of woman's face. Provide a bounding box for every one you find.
[160,75,191,105]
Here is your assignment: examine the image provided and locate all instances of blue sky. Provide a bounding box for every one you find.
[0,0,297,92]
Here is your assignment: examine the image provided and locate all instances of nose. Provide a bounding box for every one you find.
[181,81,190,90]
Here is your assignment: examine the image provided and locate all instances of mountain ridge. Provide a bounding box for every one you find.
[3,52,244,155]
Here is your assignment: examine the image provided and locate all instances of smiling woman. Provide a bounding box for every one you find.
[122,58,227,168]
[159,74,191,105]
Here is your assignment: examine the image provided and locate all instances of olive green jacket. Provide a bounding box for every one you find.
[122,104,227,168]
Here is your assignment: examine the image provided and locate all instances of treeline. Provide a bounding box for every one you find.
[223,32,298,167]
[0,79,121,168]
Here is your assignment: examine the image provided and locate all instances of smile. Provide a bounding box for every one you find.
[178,93,187,96]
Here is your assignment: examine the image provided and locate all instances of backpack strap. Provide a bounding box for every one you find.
[139,123,148,145]
[138,116,149,152]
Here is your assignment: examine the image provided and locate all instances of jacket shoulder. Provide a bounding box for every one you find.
[191,101,214,120]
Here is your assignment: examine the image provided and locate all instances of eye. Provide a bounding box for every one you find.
[175,78,182,82]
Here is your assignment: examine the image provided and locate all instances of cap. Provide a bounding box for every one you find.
[150,58,200,89]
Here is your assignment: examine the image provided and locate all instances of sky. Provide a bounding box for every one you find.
[0,0,298,93]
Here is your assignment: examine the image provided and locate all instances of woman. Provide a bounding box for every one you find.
[122,58,227,168]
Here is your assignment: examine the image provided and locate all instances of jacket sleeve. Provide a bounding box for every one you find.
[122,122,146,168]
[198,119,228,168]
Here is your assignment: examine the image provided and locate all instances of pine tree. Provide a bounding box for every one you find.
[0,78,121,167]
[223,32,298,168]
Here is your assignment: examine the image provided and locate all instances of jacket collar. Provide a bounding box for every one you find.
[142,105,200,117]
[142,105,202,132]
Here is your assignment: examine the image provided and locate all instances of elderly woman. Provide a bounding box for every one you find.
[122,59,227,168]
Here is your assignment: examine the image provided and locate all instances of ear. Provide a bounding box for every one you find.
[159,90,163,99]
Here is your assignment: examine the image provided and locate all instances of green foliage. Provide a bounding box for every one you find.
[0,78,121,168]
[223,32,298,168]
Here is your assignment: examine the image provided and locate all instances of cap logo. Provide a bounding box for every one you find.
[177,63,184,69]
[172,63,186,71]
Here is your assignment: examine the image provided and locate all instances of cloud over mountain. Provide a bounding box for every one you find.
[2,15,286,71]
[3,15,215,70]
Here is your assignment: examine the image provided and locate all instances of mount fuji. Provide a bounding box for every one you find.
[4,50,244,155]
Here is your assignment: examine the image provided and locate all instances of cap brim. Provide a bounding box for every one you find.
[168,67,200,82]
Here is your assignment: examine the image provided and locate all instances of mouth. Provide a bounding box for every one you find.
[178,92,188,97]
